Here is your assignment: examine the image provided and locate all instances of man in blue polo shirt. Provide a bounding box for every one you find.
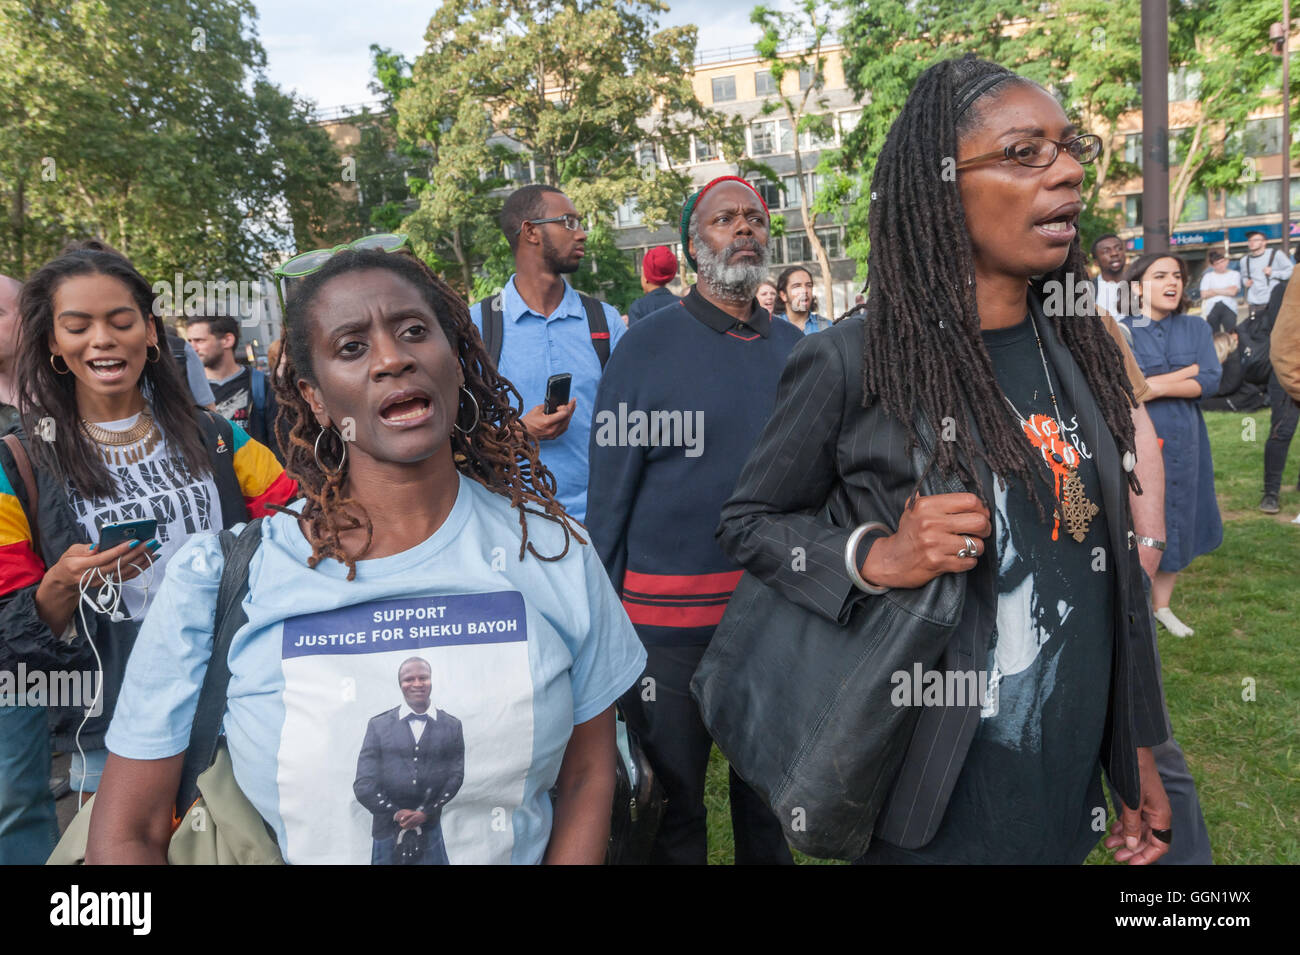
[470,185,624,523]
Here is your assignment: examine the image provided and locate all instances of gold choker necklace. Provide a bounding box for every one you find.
[81,407,161,466]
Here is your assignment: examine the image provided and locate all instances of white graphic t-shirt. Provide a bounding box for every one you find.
[66,411,220,620]
[106,473,645,864]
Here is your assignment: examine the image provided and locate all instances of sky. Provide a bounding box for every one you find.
[255,0,792,110]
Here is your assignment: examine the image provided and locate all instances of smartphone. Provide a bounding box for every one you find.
[544,373,573,415]
[95,519,158,553]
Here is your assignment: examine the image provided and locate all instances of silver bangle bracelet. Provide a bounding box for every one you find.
[845,522,892,595]
[1135,535,1166,551]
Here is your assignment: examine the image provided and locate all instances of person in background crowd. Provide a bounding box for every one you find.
[169,330,218,413]
[1198,249,1241,333]
[0,275,21,435]
[775,266,831,334]
[469,185,625,523]
[1201,331,1266,412]
[589,176,801,865]
[755,278,779,316]
[626,247,680,325]
[266,338,285,383]
[1270,278,1300,524]
[0,246,293,862]
[87,249,645,865]
[1121,254,1222,637]
[719,55,1172,865]
[1239,230,1293,321]
[1091,233,1128,318]
[185,315,281,462]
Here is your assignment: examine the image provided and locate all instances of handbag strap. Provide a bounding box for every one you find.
[175,518,263,818]
[1,432,41,559]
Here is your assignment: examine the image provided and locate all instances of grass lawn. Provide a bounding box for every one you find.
[703,408,1300,865]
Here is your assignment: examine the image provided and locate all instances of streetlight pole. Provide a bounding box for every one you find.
[1274,5,1292,258]
[1141,0,1170,254]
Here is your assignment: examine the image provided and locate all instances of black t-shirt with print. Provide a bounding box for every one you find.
[872,315,1114,864]
[211,367,253,431]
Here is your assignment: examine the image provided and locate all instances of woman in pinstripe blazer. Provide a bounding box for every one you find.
[717,56,1174,865]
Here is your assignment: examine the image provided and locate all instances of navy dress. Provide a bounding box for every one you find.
[1121,312,1224,572]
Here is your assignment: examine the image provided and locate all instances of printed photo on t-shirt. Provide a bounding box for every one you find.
[277,590,532,864]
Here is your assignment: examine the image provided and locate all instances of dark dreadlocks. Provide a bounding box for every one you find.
[272,248,583,579]
[863,54,1139,518]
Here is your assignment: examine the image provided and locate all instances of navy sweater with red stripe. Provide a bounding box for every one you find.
[587,287,804,645]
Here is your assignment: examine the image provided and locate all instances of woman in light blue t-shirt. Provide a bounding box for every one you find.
[86,248,646,865]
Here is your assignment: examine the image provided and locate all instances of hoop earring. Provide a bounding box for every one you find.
[454,385,480,435]
[49,354,70,375]
[313,425,348,475]
[146,343,162,363]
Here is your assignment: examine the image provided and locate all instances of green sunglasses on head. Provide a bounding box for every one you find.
[272,233,411,312]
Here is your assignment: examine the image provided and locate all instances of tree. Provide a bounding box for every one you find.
[751,1,850,319]
[393,0,737,302]
[0,0,350,281]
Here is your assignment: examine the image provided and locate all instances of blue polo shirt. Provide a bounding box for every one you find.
[777,312,832,334]
[470,277,625,522]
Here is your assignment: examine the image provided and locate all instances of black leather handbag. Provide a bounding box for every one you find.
[606,708,665,865]
[690,424,968,860]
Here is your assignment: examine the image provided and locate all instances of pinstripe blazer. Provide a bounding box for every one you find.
[716,299,1171,849]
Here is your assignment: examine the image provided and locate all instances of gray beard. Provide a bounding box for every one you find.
[695,238,769,303]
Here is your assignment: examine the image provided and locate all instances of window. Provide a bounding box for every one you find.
[636,143,658,167]
[614,198,642,228]
[787,232,812,262]
[1242,118,1283,157]
[767,235,785,265]
[816,228,842,258]
[751,178,782,209]
[781,174,803,208]
[1124,195,1142,228]
[1178,192,1209,223]
[838,110,861,136]
[755,70,777,96]
[751,119,793,156]
[799,65,815,90]
[665,134,692,167]
[694,137,719,163]
[712,75,737,103]
[1226,180,1283,216]
[1291,179,1300,211]
[800,114,837,150]
[1168,66,1202,102]
[1124,132,1143,170]
[506,157,533,184]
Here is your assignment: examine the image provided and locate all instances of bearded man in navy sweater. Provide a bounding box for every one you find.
[587,177,803,864]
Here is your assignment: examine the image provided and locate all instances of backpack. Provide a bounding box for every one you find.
[478,292,611,370]
[1238,314,1274,386]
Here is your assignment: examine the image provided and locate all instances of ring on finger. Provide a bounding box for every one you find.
[957,535,978,559]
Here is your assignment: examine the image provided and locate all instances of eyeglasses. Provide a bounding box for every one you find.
[956,134,1103,171]
[516,214,582,234]
[272,233,411,311]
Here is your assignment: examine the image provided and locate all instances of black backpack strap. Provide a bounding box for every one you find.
[175,518,264,818]
[580,293,611,370]
[197,411,250,527]
[479,295,504,368]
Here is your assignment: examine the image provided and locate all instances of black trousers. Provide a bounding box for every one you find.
[620,643,794,865]
[1263,371,1300,497]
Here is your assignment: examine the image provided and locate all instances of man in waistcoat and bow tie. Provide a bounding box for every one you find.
[354,657,464,864]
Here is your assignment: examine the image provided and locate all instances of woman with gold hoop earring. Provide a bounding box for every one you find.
[0,242,296,845]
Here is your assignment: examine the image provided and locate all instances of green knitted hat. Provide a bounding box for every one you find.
[679,175,770,271]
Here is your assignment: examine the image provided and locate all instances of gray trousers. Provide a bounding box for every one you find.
[1108,628,1213,864]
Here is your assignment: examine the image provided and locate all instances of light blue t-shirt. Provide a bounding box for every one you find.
[470,277,625,522]
[106,473,646,865]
